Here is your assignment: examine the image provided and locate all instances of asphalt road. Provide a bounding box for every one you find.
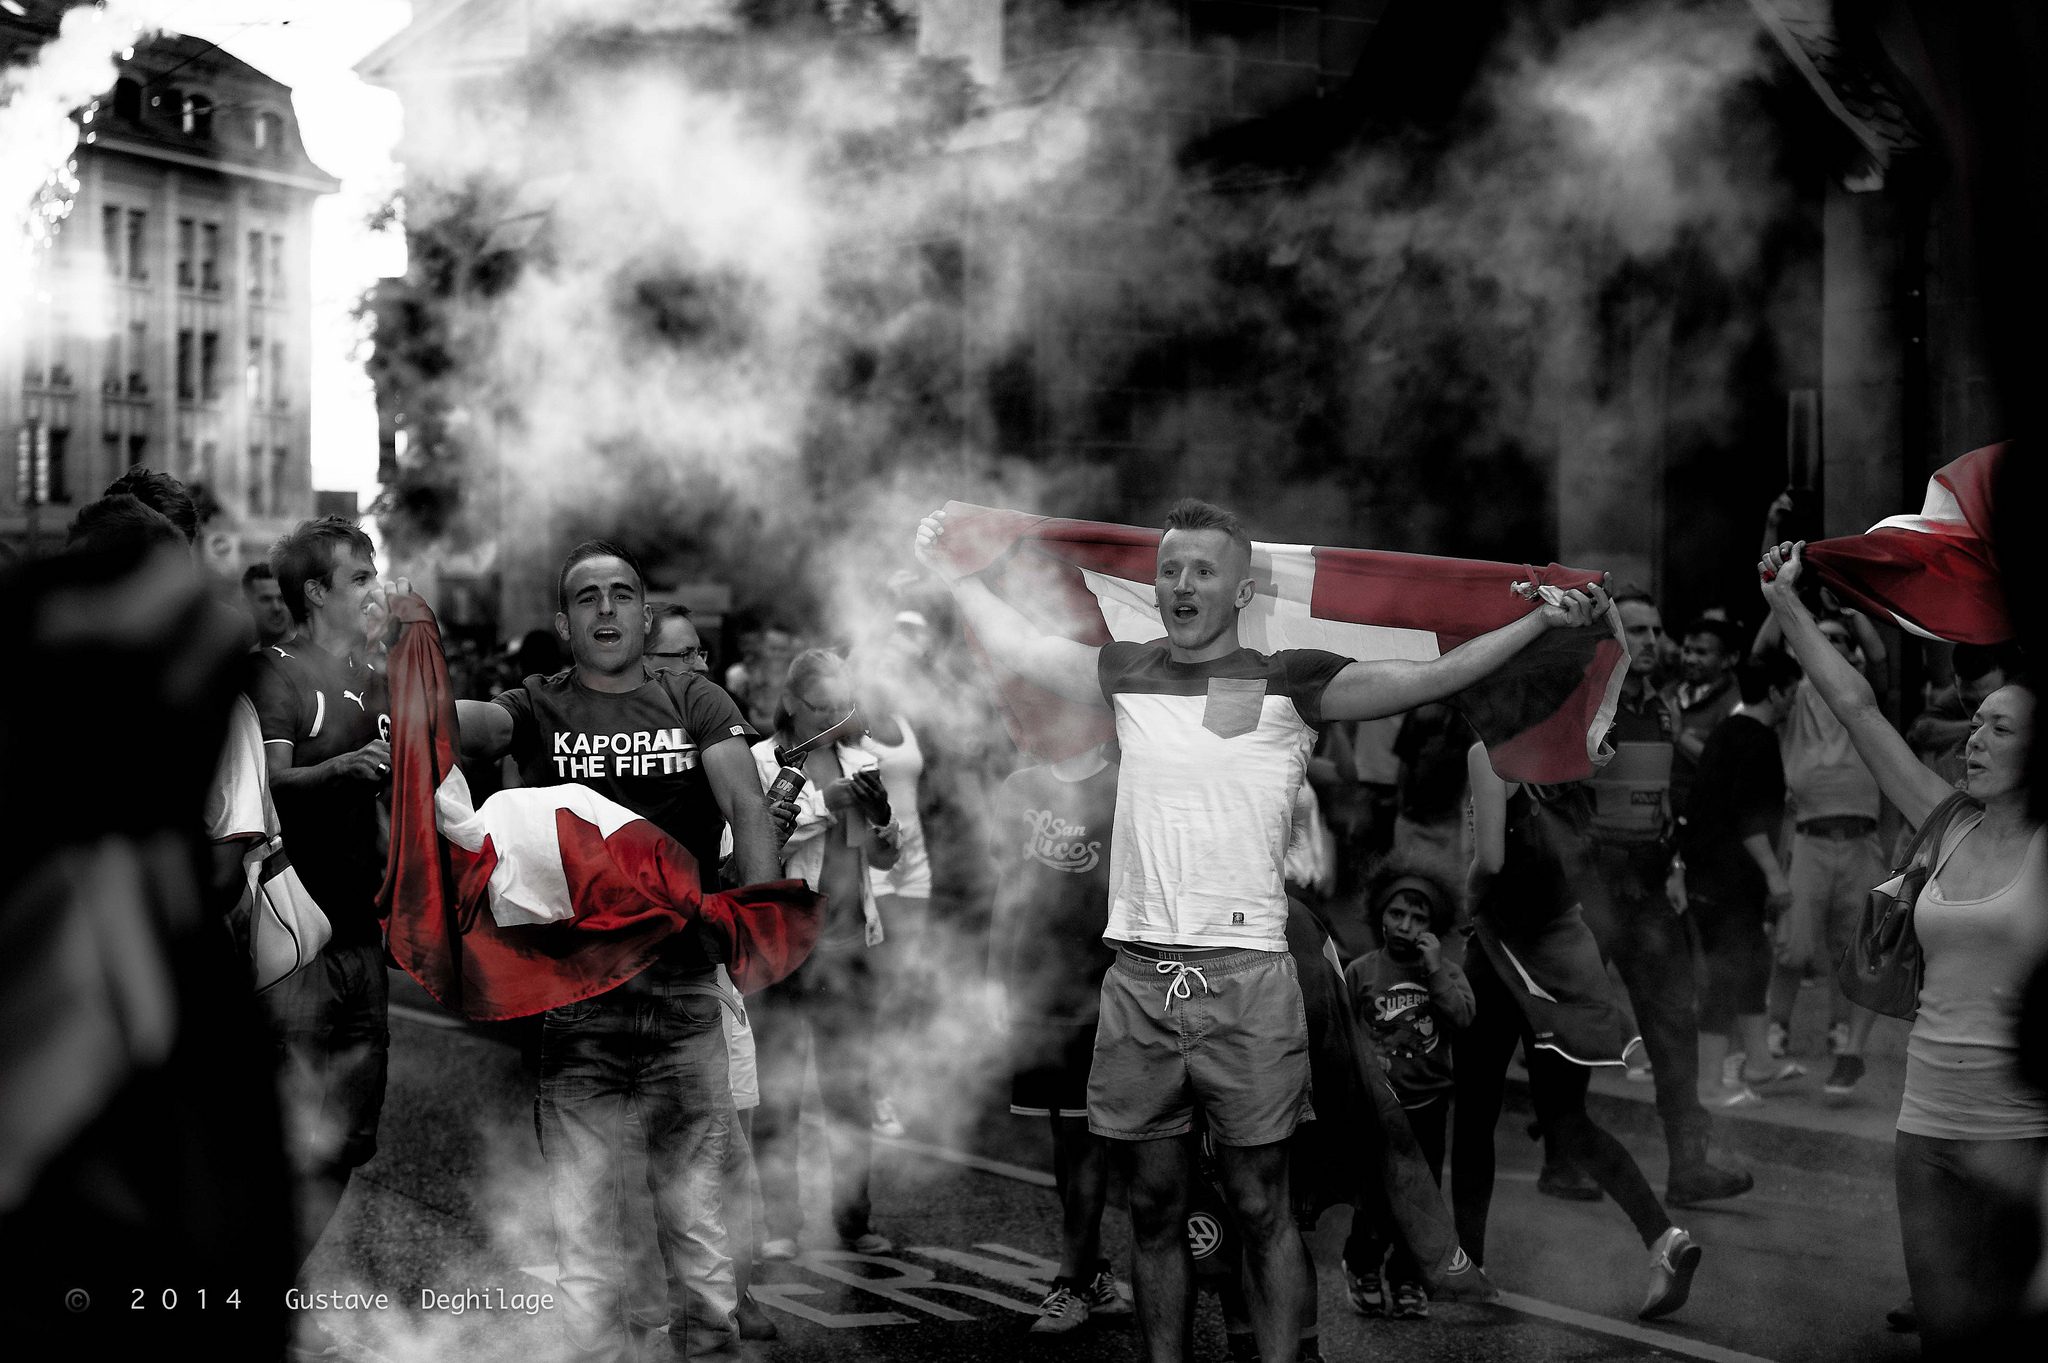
[289,985,1917,1363]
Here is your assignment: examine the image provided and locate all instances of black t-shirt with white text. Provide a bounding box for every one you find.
[249,640,389,945]
[494,668,756,974]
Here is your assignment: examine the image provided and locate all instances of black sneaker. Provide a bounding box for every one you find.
[1538,1161,1603,1201]
[736,1291,779,1341]
[1824,1054,1867,1105]
[1666,1161,1753,1207]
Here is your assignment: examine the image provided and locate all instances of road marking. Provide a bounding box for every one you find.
[1493,1291,1781,1363]
[388,1002,466,1030]
[874,1132,1056,1188]
[888,1137,1786,1362]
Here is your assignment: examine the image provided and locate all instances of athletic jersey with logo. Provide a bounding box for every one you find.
[991,762,1120,1022]
[1097,642,1349,951]
[248,640,389,944]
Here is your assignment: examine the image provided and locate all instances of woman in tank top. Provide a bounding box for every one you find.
[1762,541,2044,1357]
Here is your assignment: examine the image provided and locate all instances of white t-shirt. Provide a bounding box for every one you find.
[1097,642,1348,951]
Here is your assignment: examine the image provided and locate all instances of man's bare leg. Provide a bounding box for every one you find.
[1217,1140,1308,1363]
[1121,1133,1194,1363]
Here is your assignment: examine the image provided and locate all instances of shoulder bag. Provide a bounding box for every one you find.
[1836,790,1976,1019]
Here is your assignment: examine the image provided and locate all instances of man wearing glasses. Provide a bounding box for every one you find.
[650,602,713,676]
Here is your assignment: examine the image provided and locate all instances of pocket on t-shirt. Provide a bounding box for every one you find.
[1202,678,1268,739]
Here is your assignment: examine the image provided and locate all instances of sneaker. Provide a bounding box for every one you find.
[871,1096,906,1139]
[1391,1280,1430,1320]
[1082,1266,1131,1317]
[1719,1052,1748,1089]
[1718,1084,1763,1109]
[1667,1161,1753,1206]
[736,1291,779,1341]
[1030,1281,1090,1335]
[1766,1021,1788,1058]
[844,1230,894,1255]
[758,1237,798,1262]
[1744,1060,1807,1086]
[1824,1054,1867,1105]
[1828,1022,1851,1056]
[1537,1161,1603,1201]
[1344,1262,1386,1316]
[1639,1226,1702,1319]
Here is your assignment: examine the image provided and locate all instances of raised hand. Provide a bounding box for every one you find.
[1760,540,1805,594]
[1539,578,1611,630]
[913,509,964,584]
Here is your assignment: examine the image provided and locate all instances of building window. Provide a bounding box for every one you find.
[271,446,290,515]
[103,333,119,393]
[126,210,147,281]
[48,428,70,504]
[247,336,264,406]
[177,329,195,400]
[270,233,284,298]
[113,78,141,120]
[179,437,196,479]
[127,321,147,395]
[200,331,219,400]
[201,222,220,291]
[248,231,265,298]
[199,440,217,487]
[270,342,287,407]
[181,93,213,138]
[248,443,265,515]
[102,205,121,277]
[177,218,195,288]
[128,433,148,466]
[254,110,285,152]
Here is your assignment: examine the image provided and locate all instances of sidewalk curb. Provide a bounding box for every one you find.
[1501,1074,1896,1179]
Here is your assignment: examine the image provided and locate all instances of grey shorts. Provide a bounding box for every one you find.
[1086,945,1312,1146]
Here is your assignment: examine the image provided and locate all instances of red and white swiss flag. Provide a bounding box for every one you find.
[932,503,1629,784]
[377,595,821,1022]
[1803,443,2012,645]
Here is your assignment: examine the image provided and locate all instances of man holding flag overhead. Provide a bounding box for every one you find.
[915,498,1615,1363]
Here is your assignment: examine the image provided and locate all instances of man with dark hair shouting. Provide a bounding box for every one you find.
[455,540,782,1362]
[915,499,1608,1363]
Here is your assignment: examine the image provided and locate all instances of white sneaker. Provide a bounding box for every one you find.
[871,1096,906,1139]
[1828,1022,1851,1056]
[1719,1085,1763,1109]
[1030,1282,1090,1335]
[1640,1227,1701,1319]
[1766,1022,1788,1059]
[758,1237,798,1262]
[1720,1052,1748,1088]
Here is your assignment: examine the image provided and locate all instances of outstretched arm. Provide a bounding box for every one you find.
[1319,582,1610,722]
[1760,542,1949,827]
[914,510,1105,706]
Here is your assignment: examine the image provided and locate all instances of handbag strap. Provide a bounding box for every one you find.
[1897,790,1979,876]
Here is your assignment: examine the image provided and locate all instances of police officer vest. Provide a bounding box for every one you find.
[1587,693,1674,845]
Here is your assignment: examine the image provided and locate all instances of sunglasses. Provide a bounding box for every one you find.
[649,647,710,663]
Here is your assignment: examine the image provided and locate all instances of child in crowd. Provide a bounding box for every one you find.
[1340,859,1474,1320]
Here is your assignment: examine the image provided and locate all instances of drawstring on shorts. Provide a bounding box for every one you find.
[1155,959,1212,1013]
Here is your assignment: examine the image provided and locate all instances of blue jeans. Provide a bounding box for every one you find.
[535,989,738,1361]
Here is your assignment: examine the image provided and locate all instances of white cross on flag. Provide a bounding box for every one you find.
[933,502,1629,784]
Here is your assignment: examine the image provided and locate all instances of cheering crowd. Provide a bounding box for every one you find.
[5,461,2043,1363]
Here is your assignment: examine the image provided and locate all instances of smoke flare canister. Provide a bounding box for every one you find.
[766,752,807,804]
